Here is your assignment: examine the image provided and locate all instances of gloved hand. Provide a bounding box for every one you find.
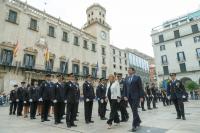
[29,99,33,102]
[9,100,12,103]
[24,101,27,104]
[53,99,57,103]
[86,98,90,102]
[100,99,104,103]
[64,100,67,103]
[16,99,19,102]
[117,98,121,103]
[38,98,43,102]
[167,96,170,100]
[182,95,186,99]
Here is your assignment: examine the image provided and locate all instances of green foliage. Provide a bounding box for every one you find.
[185,81,199,91]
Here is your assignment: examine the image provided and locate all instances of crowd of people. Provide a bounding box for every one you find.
[8,67,188,132]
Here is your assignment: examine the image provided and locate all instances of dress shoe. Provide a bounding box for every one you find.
[41,119,45,122]
[54,122,59,125]
[13,112,16,115]
[176,116,181,119]
[142,109,146,111]
[71,124,77,127]
[45,119,50,121]
[101,117,107,120]
[128,128,136,132]
[59,121,64,124]
[148,108,152,110]
[182,117,186,120]
[85,121,90,124]
[67,124,71,128]
[89,120,94,123]
[9,112,12,115]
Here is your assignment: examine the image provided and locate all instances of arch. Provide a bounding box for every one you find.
[180,77,192,85]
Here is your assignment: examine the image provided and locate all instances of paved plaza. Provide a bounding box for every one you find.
[0,100,200,133]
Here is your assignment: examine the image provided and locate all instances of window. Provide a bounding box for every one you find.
[119,51,121,56]
[72,64,79,75]
[113,49,115,54]
[124,53,127,58]
[83,40,88,49]
[179,63,187,72]
[196,48,200,58]
[102,70,106,79]
[163,66,169,75]
[91,12,93,15]
[74,36,79,45]
[29,18,38,31]
[125,67,127,71]
[92,68,97,78]
[83,66,89,76]
[92,43,96,52]
[60,61,68,74]
[120,66,122,70]
[7,10,17,23]
[62,32,68,42]
[48,26,55,37]
[161,55,168,64]
[175,40,182,47]
[194,36,200,43]
[191,24,199,33]
[45,59,54,71]
[1,49,13,65]
[125,60,127,65]
[102,57,106,64]
[102,47,105,55]
[23,54,35,68]
[160,45,165,51]
[159,35,164,43]
[113,64,116,69]
[119,58,122,64]
[99,12,101,15]
[174,30,180,39]
[177,52,186,62]
[113,57,116,62]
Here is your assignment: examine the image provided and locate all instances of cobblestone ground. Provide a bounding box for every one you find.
[0,100,200,133]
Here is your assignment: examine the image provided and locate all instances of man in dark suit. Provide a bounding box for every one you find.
[83,74,95,124]
[123,67,144,132]
[145,82,152,110]
[52,74,66,124]
[74,77,80,121]
[9,85,18,115]
[65,73,78,128]
[39,73,54,122]
[96,78,107,120]
[16,82,26,116]
[167,73,186,120]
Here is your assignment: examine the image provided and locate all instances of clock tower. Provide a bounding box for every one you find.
[83,3,112,78]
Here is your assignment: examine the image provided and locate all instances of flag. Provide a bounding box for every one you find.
[13,40,19,57]
[44,47,50,62]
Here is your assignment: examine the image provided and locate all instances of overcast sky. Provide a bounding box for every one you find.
[22,0,200,57]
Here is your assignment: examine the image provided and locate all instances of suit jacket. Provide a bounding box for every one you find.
[39,81,55,101]
[83,81,95,100]
[10,90,17,101]
[52,82,66,102]
[106,81,121,100]
[167,79,186,99]
[74,82,80,102]
[16,87,24,101]
[29,86,40,102]
[65,81,78,103]
[96,83,106,100]
[123,75,144,102]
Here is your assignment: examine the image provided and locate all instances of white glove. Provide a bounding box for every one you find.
[146,95,149,97]
[29,99,33,102]
[53,99,57,103]
[38,98,43,102]
[24,101,27,104]
[16,99,19,102]
[97,98,100,101]
[100,99,104,103]
[182,95,186,98]
[64,100,67,103]
[167,96,170,100]
[152,95,154,98]
[117,98,121,103]
[9,100,12,103]
[86,98,90,102]
[124,97,128,101]
[105,98,108,102]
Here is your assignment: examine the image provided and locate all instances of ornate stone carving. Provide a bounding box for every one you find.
[35,37,48,49]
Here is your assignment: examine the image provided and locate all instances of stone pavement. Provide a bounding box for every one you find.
[0,100,200,133]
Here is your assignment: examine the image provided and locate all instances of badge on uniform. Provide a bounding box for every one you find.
[176,82,180,87]
[57,85,59,88]
[88,84,90,87]
[70,84,72,87]
[45,84,47,87]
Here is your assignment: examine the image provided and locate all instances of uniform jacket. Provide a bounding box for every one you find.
[96,83,106,100]
[52,82,66,102]
[29,86,40,102]
[10,89,17,101]
[83,81,95,100]
[65,81,78,103]
[16,87,24,101]
[39,81,55,101]
[23,88,29,102]
[167,79,186,99]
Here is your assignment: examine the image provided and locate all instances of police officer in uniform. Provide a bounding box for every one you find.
[16,82,26,116]
[52,74,66,124]
[167,73,186,120]
[145,82,152,110]
[39,73,54,122]
[65,73,78,128]
[9,85,18,115]
[83,74,95,124]
[74,77,80,121]
[23,83,29,118]
[29,81,40,119]
[96,78,107,120]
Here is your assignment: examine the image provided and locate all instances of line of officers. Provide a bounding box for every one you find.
[9,73,129,128]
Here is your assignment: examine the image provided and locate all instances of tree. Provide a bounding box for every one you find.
[185,81,199,91]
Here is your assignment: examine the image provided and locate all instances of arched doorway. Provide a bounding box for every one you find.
[180,77,192,86]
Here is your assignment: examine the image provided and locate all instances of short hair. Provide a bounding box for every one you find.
[128,67,135,71]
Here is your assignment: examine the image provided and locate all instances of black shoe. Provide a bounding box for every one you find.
[45,119,50,121]
[101,117,107,120]
[86,121,90,124]
[55,122,59,125]
[142,109,146,111]
[182,117,186,120]
[89,120,94,123]
[176,116,181,119]
[13,112,16,115]
[59,121,64,124]
[30,117,33,119]
[67,124,71,128]
[120,119,126,122]
[9,112,12,115]
[148,108,152,110]
[41,119,45,122]
[74,119,79,121]
[71,124,77,127]
[128,128,136,132]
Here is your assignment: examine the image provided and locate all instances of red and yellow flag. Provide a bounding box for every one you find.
[13,40,19,57]
[44,47,50,62]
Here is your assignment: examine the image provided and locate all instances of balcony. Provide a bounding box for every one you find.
[177,59,186,63]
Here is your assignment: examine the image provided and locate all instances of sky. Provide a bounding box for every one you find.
[21,0,200,57]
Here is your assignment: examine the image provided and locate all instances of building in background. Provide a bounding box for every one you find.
[0,0,151,92]
[151,9,200,86]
